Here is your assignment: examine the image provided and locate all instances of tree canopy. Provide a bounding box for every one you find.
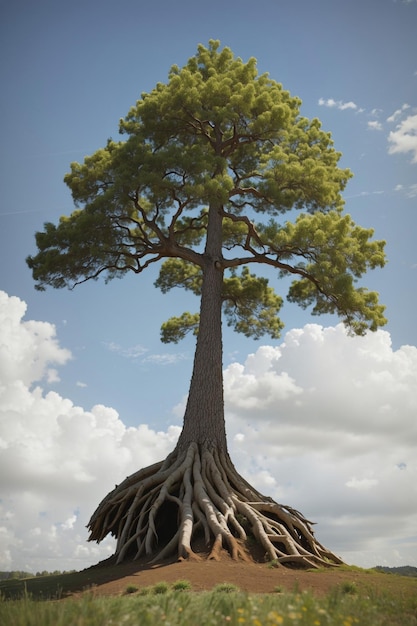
[27,40,386,340]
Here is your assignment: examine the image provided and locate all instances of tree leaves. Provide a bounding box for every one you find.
[160,312,200,344]
[222,267,284,339]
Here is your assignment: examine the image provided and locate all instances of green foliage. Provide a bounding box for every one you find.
[339,581,358,595]
[171,579,192,591]
[27,40,386,339]
[374,565,417,577]
[222,267,284,339]
[152,581,170,594]
[0,572,33,581]
[161,312,200,343]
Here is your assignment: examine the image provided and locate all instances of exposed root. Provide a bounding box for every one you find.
[87,442,343,568]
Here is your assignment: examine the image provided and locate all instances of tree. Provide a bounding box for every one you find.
[27,41,386,568]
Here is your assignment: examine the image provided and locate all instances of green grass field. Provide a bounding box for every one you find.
[1,578,416,626]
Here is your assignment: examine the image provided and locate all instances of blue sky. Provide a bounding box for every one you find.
[0,0,416,572]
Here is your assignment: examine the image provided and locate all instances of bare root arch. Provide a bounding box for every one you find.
[88,442,343,568]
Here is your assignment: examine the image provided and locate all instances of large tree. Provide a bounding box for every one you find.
[27,41,386,568]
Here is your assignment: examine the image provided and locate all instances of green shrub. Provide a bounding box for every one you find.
[172,579,191,591]
[137,586,151,596]
[340,581,358,594]
[152,581,169,594]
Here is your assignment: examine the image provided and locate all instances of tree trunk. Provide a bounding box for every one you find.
[87,204,344,568]
[176,201,226,452]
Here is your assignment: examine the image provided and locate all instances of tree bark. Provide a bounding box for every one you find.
[176,201,227,452]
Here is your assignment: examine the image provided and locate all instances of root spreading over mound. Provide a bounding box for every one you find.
[88,443,342,568]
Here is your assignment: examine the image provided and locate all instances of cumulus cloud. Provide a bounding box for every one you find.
[388,113,417,163]
[1,292,416,572]
[318,98,358,111]
[224,324,417,567]
[0,292,180,572]
[0,292,71,387]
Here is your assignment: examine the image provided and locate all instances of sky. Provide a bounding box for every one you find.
[0,0,416,573]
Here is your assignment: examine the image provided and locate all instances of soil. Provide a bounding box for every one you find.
[63,553,416,599]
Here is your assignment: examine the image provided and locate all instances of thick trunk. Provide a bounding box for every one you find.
[88,198,344,566]
[176,202,227,452]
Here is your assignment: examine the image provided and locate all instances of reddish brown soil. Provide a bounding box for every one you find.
[66,554,416,599]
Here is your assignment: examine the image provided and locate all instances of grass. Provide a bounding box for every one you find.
[1,582,417,626]
[212,582,241,593]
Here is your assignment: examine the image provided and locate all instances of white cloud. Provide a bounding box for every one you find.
[346,477,378,490]
[339,101,357,111]
[388,114,417,163]
[395,183,417,198]
[0,291,71,387]
[103,341,148,359]
[386,103,410,123]
[345,190,385,199]
[142,353,188,365]
[103,341,187,365]
[318,98,358,111]
[368,120,383,131]
[1,292,416,572]
[46,368,60,384]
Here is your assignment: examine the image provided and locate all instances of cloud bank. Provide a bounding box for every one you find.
[1,291,416,572]
[224,325,417,567]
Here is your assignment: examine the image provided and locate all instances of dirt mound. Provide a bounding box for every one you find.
[66,554,415,599]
